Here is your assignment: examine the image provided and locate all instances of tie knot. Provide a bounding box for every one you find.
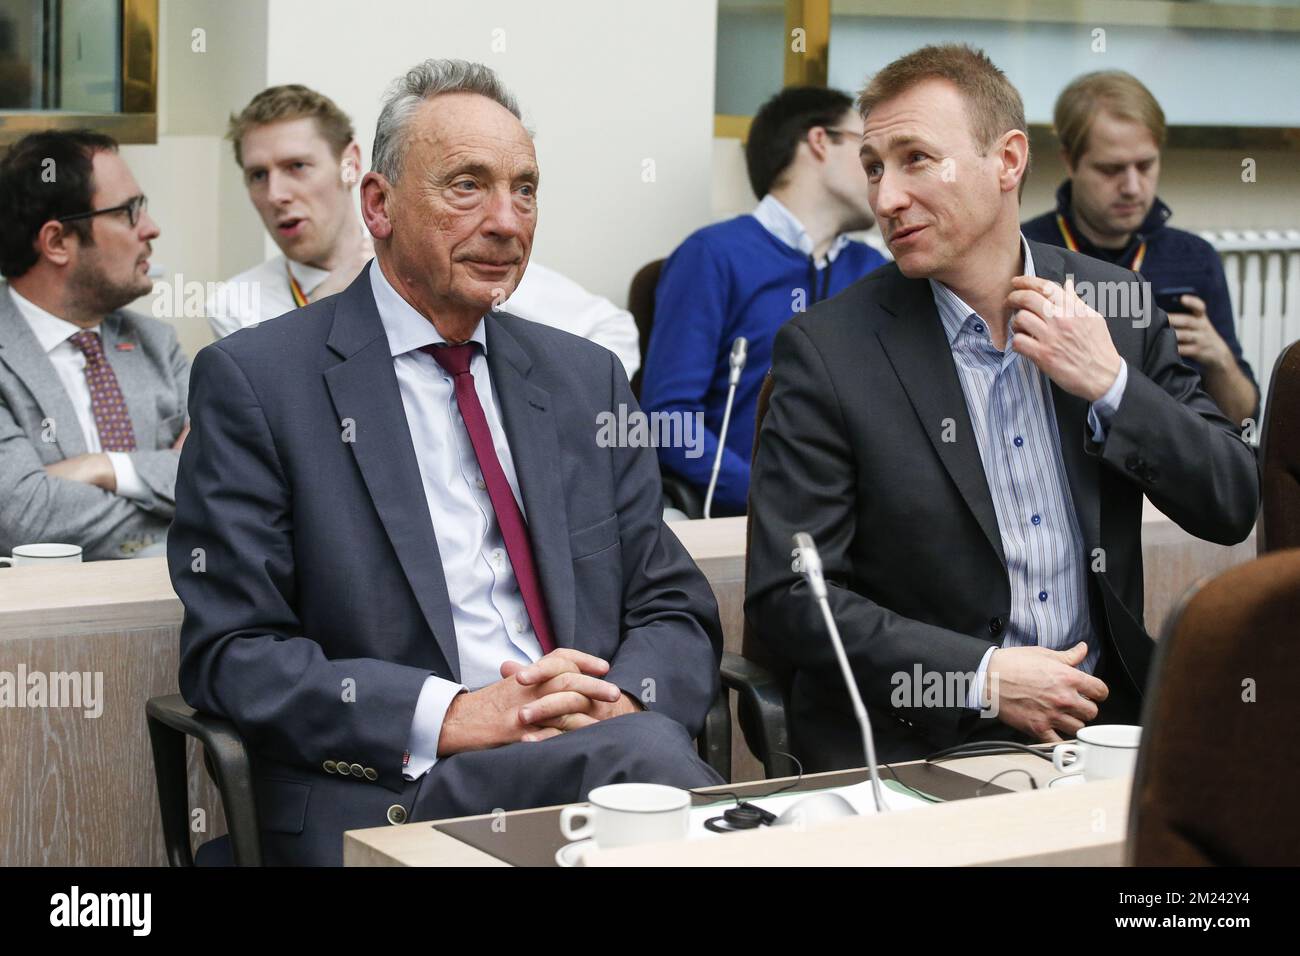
[68,330,104,359]
[422,341,477,376]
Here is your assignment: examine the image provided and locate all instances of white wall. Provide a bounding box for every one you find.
[124,0,268,358]
[262,0,718,308]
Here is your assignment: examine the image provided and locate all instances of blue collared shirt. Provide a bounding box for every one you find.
[927,238,1127,707]
[751,194,854,267]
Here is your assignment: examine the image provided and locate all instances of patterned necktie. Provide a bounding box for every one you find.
[423,342,556,654]
[68,330,137,452]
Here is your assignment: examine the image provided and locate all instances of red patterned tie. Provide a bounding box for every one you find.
[68,330,137,452]
[423,342,556,654]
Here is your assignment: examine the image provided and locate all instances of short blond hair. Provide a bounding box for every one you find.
[857,43,1026,155]
[226,84,355,168]
[1054,71,1166,167]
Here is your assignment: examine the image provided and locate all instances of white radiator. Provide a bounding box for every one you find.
[1200,229,1300,422]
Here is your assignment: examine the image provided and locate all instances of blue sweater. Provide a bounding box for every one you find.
[1023,181,1258,408]
[641,214,887,514]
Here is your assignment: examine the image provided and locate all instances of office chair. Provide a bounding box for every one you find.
[145,694,261,866]
[626,257,705,518]
[1258,340,1300,553]
[718,372,797,778]
[146,686,733,868]
[1127,548,1300,865]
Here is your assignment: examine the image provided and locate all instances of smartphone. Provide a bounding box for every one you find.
[1155,286,1197,314]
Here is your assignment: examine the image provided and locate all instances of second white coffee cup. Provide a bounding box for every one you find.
[1052,724,1142,781]
[0,543,83,567]
[559,782,691,849]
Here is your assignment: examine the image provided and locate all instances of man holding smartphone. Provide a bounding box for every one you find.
[1024,70,1259,426]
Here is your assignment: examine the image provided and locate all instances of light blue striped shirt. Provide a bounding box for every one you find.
[928,238,1127,708]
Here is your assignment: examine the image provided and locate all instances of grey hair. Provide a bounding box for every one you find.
[371,58,523,184]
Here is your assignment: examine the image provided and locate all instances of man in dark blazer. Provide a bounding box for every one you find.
[746,45,1259,771]
[168,60,722,866]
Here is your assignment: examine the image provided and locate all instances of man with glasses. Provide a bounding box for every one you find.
[640,86,887,515]
[0,130,190,560]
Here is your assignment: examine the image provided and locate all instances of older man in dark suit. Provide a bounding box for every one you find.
[746,44,1258,771]
[168,59,722,865]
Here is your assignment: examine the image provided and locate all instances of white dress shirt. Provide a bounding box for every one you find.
[500,262,640,380]
[365,262,546,780]
[210,254,641,381]
[7,287,147,501]
[751,194,854,268]
[206,254,330,339]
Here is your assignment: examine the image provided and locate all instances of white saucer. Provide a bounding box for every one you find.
[555,838,596,867]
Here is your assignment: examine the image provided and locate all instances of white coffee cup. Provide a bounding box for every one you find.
[0,543,83,567]
[1052,724,1142,781]
[559,783,691,849]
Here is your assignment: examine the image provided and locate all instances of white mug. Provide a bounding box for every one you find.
[1052,724,1142,781]
[559,783,691,849]
[0,543,83,567]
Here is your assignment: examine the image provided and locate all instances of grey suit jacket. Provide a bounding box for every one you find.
[0,285,189,560]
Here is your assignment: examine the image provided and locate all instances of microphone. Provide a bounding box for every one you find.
[703,337,748,519]
[792,532,887,814]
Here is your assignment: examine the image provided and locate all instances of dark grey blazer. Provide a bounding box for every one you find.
[167,263,722,861]
[0,285,188,560]
[746,240,1260,769]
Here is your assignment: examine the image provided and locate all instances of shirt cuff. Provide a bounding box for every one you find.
[403,675,466,780]
[1086,359,1128,444]
[106,451,148,501]
[965,646,998,711]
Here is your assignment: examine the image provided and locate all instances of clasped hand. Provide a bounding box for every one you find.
[437,648,640,756]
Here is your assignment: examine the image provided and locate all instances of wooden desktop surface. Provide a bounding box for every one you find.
[342,751,1128,867]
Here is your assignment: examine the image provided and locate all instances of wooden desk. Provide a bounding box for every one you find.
[342,752,1129,867]
[0,502,1249,864]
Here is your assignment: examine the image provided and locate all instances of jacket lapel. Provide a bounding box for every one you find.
[1029,241,1102,551]
[485,314,576,650]
[0,287,88,457]
[875,269,1006,567]
[322,266,461,680]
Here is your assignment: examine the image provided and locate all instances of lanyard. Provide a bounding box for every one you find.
[287,262,310,308]
[1055,213,1146,273]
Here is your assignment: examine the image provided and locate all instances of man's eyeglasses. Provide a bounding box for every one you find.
[820,127,864,143]
[56,194,148,229]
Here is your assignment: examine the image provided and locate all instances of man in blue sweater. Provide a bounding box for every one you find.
[641,87,888,515]
[1023,71,1258,426]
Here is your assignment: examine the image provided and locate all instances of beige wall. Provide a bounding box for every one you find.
[125,0,268,359]
[263,0,718,310]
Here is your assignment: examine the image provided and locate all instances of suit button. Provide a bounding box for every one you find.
[1125,455,1140,472]
[988,616,1004,635]
[349,763,364,778]
[387,804,408,825]
[1146,466,1159,484]
[363,767,378,781]
[323,760,337,774]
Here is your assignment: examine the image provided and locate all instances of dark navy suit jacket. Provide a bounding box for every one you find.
[168,262,722,859]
